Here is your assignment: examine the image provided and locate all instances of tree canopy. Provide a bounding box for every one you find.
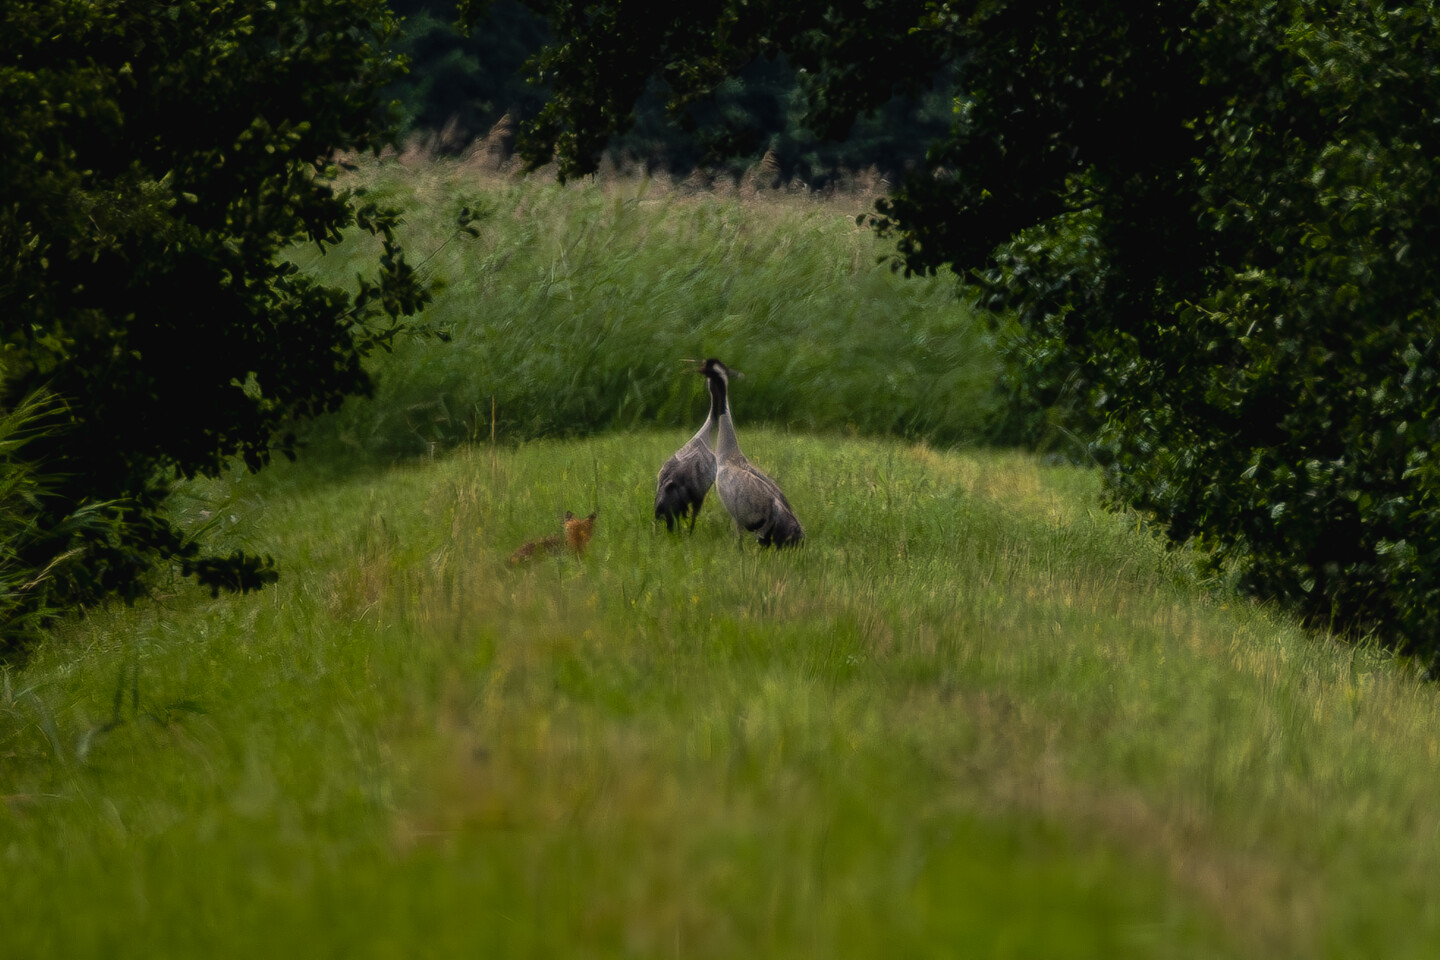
[482,0,1440,661]
[388,0,952,185]
[0,0,430,650]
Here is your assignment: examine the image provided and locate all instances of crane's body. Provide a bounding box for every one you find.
[655,371,721,532]
[702,359,804,548]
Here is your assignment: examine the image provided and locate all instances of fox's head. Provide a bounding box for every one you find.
[563,509,598,553]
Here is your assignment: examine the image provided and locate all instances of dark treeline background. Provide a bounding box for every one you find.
[387,0,957,185]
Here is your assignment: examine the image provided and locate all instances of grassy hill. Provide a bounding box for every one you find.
[3,428,1437,958]
[4,162,1440,957]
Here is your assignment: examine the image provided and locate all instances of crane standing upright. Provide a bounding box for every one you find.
[701,358,804,548]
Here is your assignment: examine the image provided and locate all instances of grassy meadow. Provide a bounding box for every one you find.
[4,157,1440,957]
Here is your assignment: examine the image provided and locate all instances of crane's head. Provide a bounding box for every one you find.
[693,358,742,382]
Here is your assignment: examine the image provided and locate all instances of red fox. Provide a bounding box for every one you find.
[508,509,598,565]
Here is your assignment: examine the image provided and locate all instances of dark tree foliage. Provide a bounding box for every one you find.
[608,54,959,186]
[387,0,551,140]
[0,0,430,645]
[395,0,949,185]
[474,0,1440,661]
[458,0,944,182]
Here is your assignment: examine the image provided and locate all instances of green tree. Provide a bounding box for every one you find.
[0,0,430,650]
[481,0,1440,660]
[460,0,944,182]
[389,0,950,184]
[386,0,551,142]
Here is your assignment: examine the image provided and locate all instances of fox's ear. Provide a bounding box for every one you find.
[564,511,575,520]
[587,511,598,521]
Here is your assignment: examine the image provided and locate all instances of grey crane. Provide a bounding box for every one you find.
[654,362,722,532]
[701,358,804,548]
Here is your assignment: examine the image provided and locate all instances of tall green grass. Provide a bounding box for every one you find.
[291,155,995,462]
[0,389,121,655]
[2,428,1437,958]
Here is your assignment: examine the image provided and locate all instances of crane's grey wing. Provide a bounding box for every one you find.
[656,438,716,531]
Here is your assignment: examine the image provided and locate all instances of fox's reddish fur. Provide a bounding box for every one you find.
[508,510,598,565]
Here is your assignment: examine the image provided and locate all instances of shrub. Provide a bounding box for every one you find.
[1,0,431,617]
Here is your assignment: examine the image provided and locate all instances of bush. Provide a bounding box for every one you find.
[1,0,430,617]
[917,2,1440,658]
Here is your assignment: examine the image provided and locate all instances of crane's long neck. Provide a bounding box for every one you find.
[690,368,724,446]
[709,371,741,461]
